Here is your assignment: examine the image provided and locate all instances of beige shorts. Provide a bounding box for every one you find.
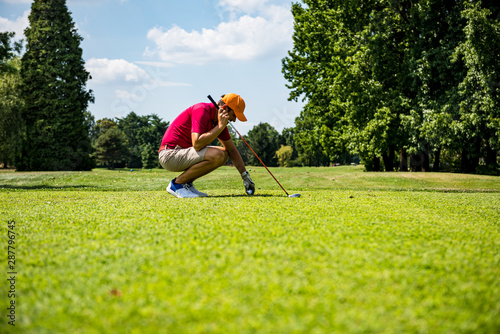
[158,146,209,172]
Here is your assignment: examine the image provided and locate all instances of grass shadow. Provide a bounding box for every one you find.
[0,185,99,190]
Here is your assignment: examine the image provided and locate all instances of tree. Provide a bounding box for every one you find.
[18,0,94,171]
[280,127,299,162]
[453,1,500,173]
[275,145,294,167]
[0,32,23,74]
[245,123,280,167]
[116,112,169,168]
[283,0,499,174]
[225,125,250,165]
[141,143,157,169]
[92,119,129,169]
[0,58,24,168]
[0,32,24,169]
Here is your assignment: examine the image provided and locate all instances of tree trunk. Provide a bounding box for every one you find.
[461,150,473,173]
[410,151,430,172]
[373,156,381,171]
[433,148,441,172]
[410,153,421,171]
[421,150,430,172]
[400,148,408,172]
[461,139,481,173]
[485,145,497,167]
[382,153,391,172]
[382,147,395,171]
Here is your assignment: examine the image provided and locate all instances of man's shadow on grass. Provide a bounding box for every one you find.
[207,194,276,198]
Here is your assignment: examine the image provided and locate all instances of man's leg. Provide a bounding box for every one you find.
[175,147,228,184]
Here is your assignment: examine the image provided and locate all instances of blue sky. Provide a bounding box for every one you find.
[0,0,304,134]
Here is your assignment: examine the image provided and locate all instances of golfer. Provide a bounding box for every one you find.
[158,93,255,198]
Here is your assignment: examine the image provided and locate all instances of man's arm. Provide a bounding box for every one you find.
[222,138,255,195]
[191,107,230,151]
[192,126,224,151]
[220,138,246,174]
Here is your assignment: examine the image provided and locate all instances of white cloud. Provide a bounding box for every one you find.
[145,3,293,65]
[134,61,174,68]
[0,10,29,40]
[114,89,140,99]
[86,58,149,84]
[86,57,190,88]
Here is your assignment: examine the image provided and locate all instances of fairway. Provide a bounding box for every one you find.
[1,167,500,333]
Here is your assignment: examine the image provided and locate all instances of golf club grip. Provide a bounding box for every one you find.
[207,95,219,110]
[207,95,290,196]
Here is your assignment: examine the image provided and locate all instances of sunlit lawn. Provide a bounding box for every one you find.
[1,166,499,333]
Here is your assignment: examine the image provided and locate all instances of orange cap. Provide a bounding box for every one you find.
[222,93,246,122]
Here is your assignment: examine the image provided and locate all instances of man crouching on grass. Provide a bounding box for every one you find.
[158,93,255,198]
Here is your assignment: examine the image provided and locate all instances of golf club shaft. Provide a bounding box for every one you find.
[207,95,290,196]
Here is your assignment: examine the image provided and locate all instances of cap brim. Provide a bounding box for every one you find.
[235,112,247,122]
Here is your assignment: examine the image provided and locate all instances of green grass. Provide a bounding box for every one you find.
[1,166,499,333]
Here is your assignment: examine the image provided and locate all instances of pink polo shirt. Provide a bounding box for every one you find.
[160,102,231,150]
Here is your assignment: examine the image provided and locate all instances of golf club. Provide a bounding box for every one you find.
[208,95,301,198]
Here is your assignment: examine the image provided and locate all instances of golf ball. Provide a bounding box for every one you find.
[247,190,253,195]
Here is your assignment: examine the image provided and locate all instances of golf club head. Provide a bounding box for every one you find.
[289,193,301,198]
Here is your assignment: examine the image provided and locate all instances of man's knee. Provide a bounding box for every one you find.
[220,150,229,166]
[216,149,229,166]
[206,148,228,166]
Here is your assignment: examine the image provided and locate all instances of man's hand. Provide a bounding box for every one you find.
[241,171,255,195]
[218,106,230,128]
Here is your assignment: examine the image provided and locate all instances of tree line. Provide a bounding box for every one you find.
[91,113,168,169]
[92,118,301,169]
[2,0,498,174]
[282,0,499,174]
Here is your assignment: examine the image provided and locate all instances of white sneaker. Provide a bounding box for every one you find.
[167,180,200,198]
[186,183,208,197]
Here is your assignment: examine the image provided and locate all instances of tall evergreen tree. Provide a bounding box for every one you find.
[18,0,94,171]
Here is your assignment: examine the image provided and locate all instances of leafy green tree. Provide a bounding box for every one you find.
[397,0,466,172]
[283,0,381,168]
[292,105,334,167]
[283,0,499,174]
[0,32,24,169]
[0,58,24,168]
[0,32,23,74]
[116,112,169,168]
[93,118,116,137]
[275,145,294,167]
[453,1,500,173]
[245,123,280,167]
[225,125,250,165]
[18,0,94,171]
[280,127,299,162]
[92,119,129,169]
[141,143,157,169]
